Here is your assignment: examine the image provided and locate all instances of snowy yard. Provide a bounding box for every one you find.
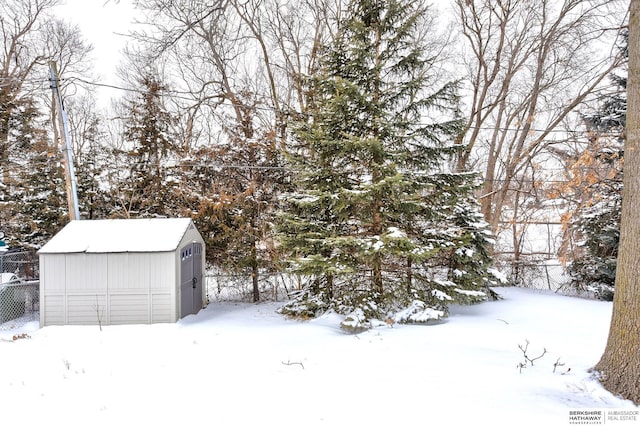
[0,287,637,426]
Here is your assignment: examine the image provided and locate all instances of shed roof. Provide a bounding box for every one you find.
[39,218,197,254]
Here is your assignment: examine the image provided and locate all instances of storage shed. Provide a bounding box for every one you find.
[38,218,205,327]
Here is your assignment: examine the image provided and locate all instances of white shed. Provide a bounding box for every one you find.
[38,218,206,327]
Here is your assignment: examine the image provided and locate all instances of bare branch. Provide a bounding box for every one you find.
[282,360,305,370]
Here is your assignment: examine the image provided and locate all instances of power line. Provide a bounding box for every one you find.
[67,77,219,103]
[59,78,627,137]
[0,74,626,138]
[0,77,51,89]
[169,162,288,171]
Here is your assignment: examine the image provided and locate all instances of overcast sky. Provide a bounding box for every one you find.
[54,0,138,106]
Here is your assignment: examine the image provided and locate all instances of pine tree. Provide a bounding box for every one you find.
[0,94,67,248]
[567,173,621,301]
[118,72,179,218]
[278,0,494,329]
[14,134,68,248]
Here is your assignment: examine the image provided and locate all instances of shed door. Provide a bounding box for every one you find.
[180,242,203,318]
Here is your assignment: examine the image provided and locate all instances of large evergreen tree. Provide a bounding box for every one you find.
[278,0,494,330]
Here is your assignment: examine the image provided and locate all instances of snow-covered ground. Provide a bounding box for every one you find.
[0,287,637,426]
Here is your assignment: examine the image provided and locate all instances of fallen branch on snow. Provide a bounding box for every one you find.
[282,360,305,370]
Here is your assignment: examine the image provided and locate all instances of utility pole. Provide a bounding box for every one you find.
[49,61,80,221]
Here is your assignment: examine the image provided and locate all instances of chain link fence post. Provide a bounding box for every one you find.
[0,250,39,330]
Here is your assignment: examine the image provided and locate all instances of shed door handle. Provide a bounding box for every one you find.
[192,277,197,288]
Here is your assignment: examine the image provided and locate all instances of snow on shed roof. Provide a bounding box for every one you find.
[39,218,197,254]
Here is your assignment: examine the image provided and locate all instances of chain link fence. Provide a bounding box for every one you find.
[0,250,39,330]
[493,255,575,293]
[205,269,298,302]
[203,259,577,303]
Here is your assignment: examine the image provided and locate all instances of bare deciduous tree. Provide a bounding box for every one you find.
[125,0,348,301]
[0,0,60,186]
[453,0,626,237]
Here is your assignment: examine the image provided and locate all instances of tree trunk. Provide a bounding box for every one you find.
[406,257,413,294]
[250,187,260,303]
[252,259,259,303]
[594,0,640,405]
[371,18,384,296]
[0,90,13,188]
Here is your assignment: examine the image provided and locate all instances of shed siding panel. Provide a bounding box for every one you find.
[107,254,130,290]
[65,255,84,291]
[150,254,173,290]
[182,226,202,246]
[42,295,65,325]
[66,255,107,292]
[88,256,108,291]
[127,253,150,290]
[151,293,172,322]
[109,294,149,324]
[42,255,67,292]
[67,294,106,325]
